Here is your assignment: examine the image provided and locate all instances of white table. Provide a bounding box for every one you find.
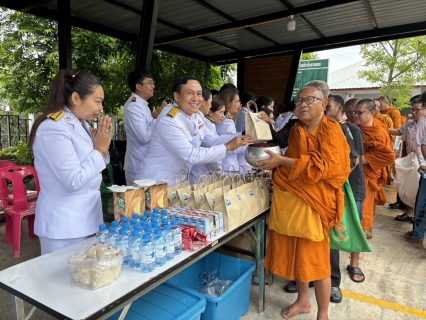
[0,210,268,320]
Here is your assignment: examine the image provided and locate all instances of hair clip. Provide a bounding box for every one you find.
[72,74,76,78]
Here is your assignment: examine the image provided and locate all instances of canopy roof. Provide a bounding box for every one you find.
[1,0,426,64]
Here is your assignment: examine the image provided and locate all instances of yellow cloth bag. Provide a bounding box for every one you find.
[269,187,324,241]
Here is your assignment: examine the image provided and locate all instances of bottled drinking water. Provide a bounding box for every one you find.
[144,210,151,222]
[105,226,118,248]
[130,219,138,230]
[96,224,108,244]
[132,213,140,223]
[161,218,170,228]
[140,221,149,229]
[140,215,148,225]
[122,223,131,235]
[116,229,130,266]
[121,217,129,224]
[151,221,159,230]
[171,220,182,255]
[144,227,153,240]
[128,230,141,269]
[162,225,175,261]
[140,234,155,273]
[133,224,143,236]
[111,220,119,228]
[153,229,166,267]
[160,209,168,220]
[151,213,160,224]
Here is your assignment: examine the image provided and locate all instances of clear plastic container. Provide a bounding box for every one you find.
[153,229,166,267]
[140,234,155,273]
[163,225,175,261]
[105,226,118,248]
[116,229,130,266]
[171,220,182,255]
[129,230,141,269]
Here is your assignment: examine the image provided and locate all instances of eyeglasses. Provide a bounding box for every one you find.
[295,96,322,106]
[411,108,426,113]
[139,80,155,86]
[352,111,368,116]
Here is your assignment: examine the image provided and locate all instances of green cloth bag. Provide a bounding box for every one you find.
[330,181,371,253]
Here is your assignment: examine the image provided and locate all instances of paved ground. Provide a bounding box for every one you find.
[0,185,425,319]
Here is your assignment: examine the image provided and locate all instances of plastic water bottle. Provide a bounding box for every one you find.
[133,224,143,236]
[128,230,141,269]
[140,234,155,273]
[121,217,129,224]
[132,213,140,223]
[105,226,118,248]
[122,222,131,235]
[140,221,148,229]
[161,218,170,228]
[153,229,166,267]
[96,224,108,244]
[130,219,138,230]
[144,227,153,240]
[111,220,119,228]
[140,215,148,225]
[171,220,182,255]
[161,209,168,220]
[163,225,175,261]
[153,207,159,214]
[151,213,160,224]
[151,221,160,230]
[144,210,151,222]
[116,229,130,265]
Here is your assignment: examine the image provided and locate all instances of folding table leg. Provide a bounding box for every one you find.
[118,303,131,320]
[11,295,25,320]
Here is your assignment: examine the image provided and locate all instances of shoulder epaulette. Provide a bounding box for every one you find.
[205,115,215,123]
[131,97,137,102]
[167,107,180,118]
[46,109,65,121]
[338,120,346,125]
[226,112,232,119]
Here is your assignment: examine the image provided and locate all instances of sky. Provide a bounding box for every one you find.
[317,45,363,73]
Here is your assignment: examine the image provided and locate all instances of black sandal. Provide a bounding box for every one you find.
[346,265,365,283]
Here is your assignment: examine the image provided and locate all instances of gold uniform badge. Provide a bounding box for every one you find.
[167,107,180,118]
[132,97,137,102]
[46,109,65,121]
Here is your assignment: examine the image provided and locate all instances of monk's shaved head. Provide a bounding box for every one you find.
[357,99,376,111]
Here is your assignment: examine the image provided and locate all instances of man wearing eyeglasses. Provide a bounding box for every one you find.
[353,99,395,240]
[123,70,167,185]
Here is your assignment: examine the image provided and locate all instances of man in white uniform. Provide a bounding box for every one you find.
[135,75,251,186]
[123,70,166,185]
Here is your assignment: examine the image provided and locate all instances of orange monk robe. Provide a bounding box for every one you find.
[264,116,351,282]
[381,106,401,129]
[360,122,395,230]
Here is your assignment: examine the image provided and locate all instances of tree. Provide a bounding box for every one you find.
[0,8,234,116]
[301,52,319,60]
[358,37,426,109]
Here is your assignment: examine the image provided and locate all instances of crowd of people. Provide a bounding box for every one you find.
[29,68,425,320]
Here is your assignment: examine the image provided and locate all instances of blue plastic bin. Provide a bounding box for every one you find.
[108,282,206,320]
[167,252,256,320]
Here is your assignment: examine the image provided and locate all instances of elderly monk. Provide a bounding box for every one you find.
[344,98,359,124]
[258,86,351,320]
[353,99,395,239]
[374,99,394,131]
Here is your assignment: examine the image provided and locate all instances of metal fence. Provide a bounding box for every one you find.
[0,115,32,150]
[91,117,126,141]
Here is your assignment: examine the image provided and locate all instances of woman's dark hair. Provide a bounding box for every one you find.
[216,88,239,112]
[241,92,256,107]
[29,69,103,150]
[255,95,274,110]
[210,97,225,113]
[127,69,153,92]
[260,107,274,119]
[219,83,237,92]
[280,101,295,114]
[202,86,212,102]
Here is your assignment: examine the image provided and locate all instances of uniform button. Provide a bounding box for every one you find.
[66,117,71,121]
[194,133,197,136]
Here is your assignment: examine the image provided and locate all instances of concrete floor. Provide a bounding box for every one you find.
[0,185,425,320]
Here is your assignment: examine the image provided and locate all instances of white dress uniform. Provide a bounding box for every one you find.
[274,111,294,130]
[216,114,247,175]
[134,107,228,186]
[189,114,236,184]
[123,93,155,185]
[235,106,249,132]
[33,107,109,254]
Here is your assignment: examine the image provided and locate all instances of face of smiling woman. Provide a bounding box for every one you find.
[173,80,203,116]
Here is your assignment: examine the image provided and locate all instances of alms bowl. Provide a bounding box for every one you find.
[245,143,281,167]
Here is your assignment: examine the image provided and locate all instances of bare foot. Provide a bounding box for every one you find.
[281,301,312,319]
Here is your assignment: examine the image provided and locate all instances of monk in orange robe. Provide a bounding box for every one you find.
[258,86,350,320]
[353,99,395,239]
[378,96,401,129]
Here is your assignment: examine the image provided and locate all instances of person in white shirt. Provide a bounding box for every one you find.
[123,70,166,185]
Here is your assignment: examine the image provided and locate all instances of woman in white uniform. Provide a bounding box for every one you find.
[216,88,247,176]
[29,70,112,255]
[190,94,228,183]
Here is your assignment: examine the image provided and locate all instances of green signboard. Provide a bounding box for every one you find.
[291,59,329,100]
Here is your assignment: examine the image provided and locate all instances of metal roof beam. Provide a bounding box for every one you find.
[278,0,325,38]
[209,20,426,64]
[191,0,280,46]
[155,0,358,45]
[362,0,378,28]
[21,0,52,12]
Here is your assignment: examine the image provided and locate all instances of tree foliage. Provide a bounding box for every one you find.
[358,37,426,109]
[0,8,234,116]
[301,52,319,60]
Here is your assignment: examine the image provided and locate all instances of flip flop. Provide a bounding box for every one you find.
[346,265,365,283]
